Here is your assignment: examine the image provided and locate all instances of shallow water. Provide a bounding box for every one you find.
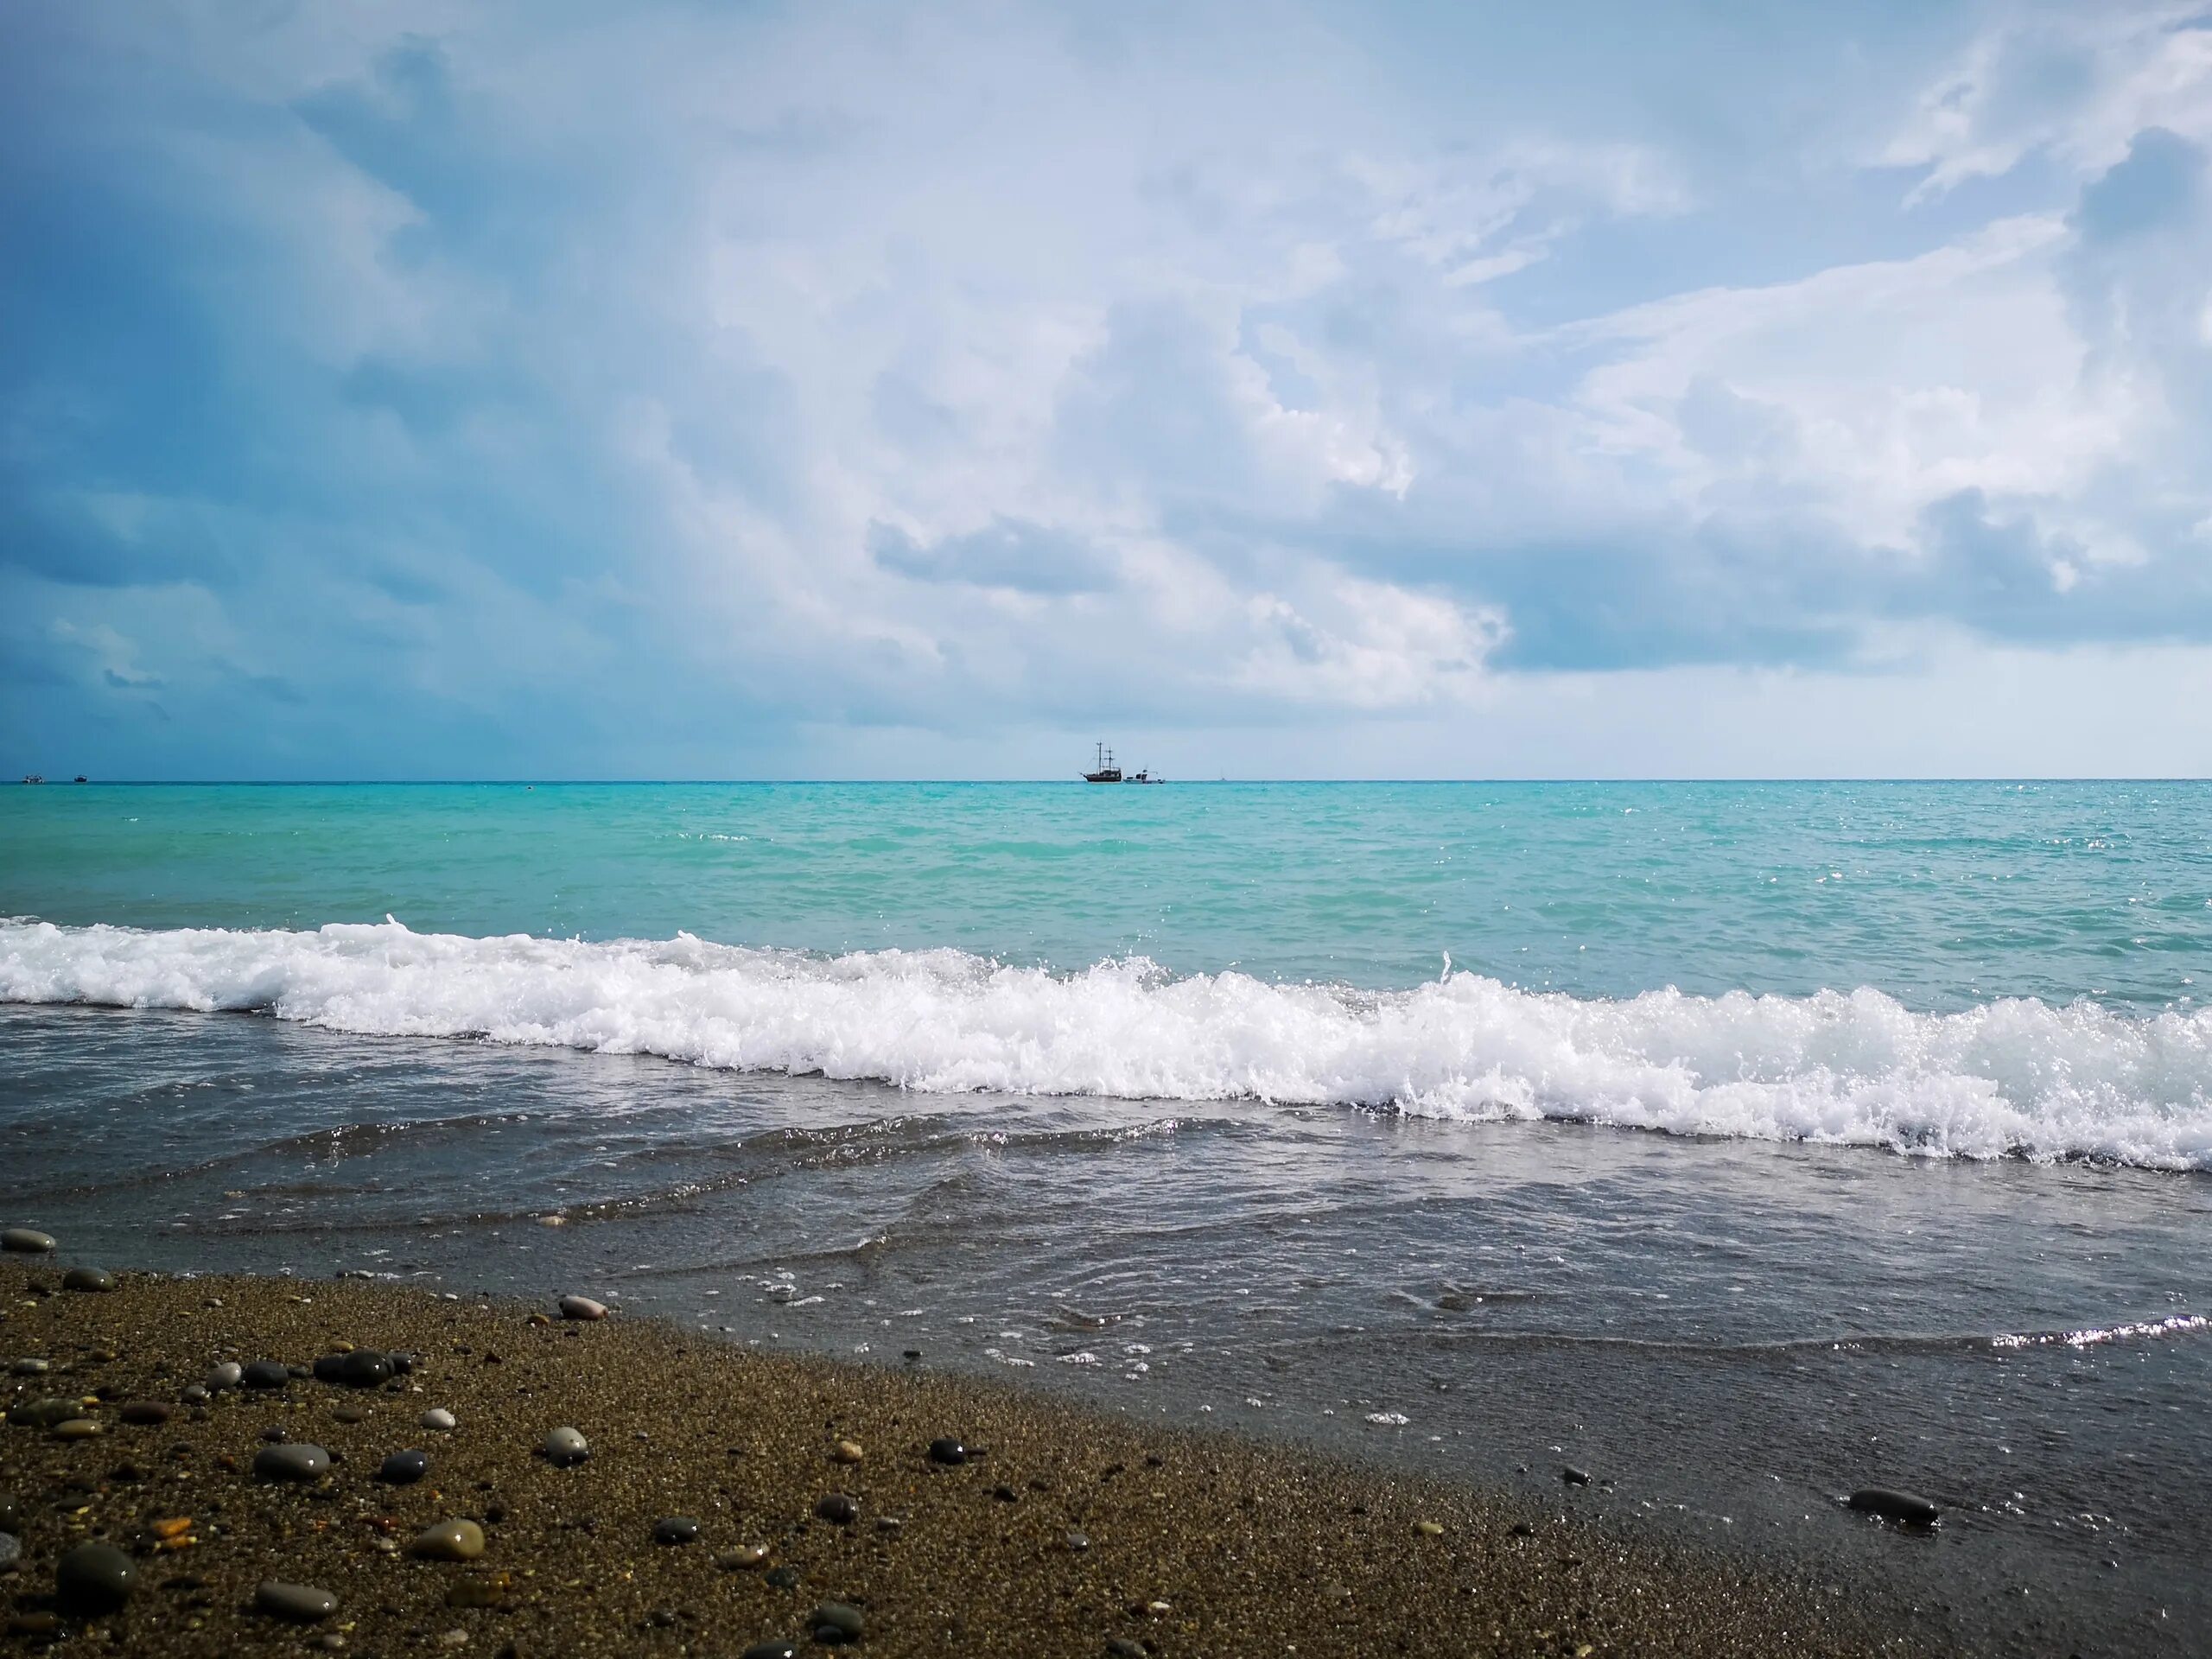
[4,781,2211,1652]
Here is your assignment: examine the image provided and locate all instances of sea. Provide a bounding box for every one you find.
[3,780,2209,1655]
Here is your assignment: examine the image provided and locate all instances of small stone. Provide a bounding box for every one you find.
[714,1544,771,1571]
[1107,1642,1148,1659]
[1847,1488,1940,1526]
[55,1541,136,1611]
[1561,1465,1592,1486]
[332,1404,370,1425]
[542,1427,589,1466]
[811,1601,864,1644]
[378,1449,430,1485]
[1510,1520,1535,1537]
[207,1362,244,1391]
[1065,1530,1090,1552]
[1,1230,56,1254]
[422,1408,458,1432]
[641,1515,697,1545]
[765,1565,802,1589]
[256,1580,340,1623]
[740,1644,798,1659]
[181,1384,209,1404]
[437,1630,468,1649]
[814,1493,858,1525]
[261,1424,293,1443]
[51,1417,101,1440]
[253,1443,332,1483]
[62,1268,117,1293]
[874,1516,903,1535]
[831,1439,864,1465]
[1414,1519,1445,1536]
[120,1401,174,1426]
[242,1360,290,1389]
[556,1295,608,1321]
[9,1397,81,1428]
[446,1576,507,1609]
[992,1484,1020,1503]
[9,1358,48,1376]
[927,1437,968,1465]
[411,1518,486,1561]
[314,1350,391,1388]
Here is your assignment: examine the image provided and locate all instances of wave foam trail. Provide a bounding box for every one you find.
[3,919,2209,1169]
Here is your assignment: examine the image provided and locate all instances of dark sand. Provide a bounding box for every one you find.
[0,1267,1926,1657]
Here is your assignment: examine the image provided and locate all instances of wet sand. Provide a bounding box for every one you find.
[0,1266,1925,1657]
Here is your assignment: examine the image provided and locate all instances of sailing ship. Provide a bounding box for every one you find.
[1081,742,1160,784]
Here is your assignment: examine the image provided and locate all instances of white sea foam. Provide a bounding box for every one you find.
[3,918,2209,1170]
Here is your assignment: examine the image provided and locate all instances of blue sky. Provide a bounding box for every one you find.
[4,1,2212,779]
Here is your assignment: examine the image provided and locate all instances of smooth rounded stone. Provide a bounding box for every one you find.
[1065,1530,1091,1553]
[739,1644,798,1659]
[55,1541,135,1611]
[9,1358,48,1376]
[51,1418,102,1440]
[1847,1487,1941,1526]
[9,1399,82,1429]
[811,1602,864,1644]
[1,1229,56,1254]
[764,1565,803,1590]
[332,1404,371,1426]
[378,1449,430,1485]
[652,1516,700,1546]
[541,1427,589,1467]
[256,1580,340,1623]
[119,1401,174,1426]
[260,1425,293,1443]
[1414,1519,1445,1536]
[61,1268,116,1294]
[313,1350,392,1388]
[556,1295,608,1321]
[422,1408,457,1433]
[180,1383,209,1405]
[242,1360,291,1389]
[0,1533,19,1573]
[1561,1465,1592,1486]
[1107,1641,1149,1659]
[926,1436,968,1465]
[253,1442,332,1483]
[814,1492,858,1525]
[207,1362,245,1391]
[714,1544,770,1572]
[411,1519,486,1562]
[831,1439,863,1465]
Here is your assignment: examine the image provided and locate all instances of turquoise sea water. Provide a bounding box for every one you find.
[4,779,2208,1008]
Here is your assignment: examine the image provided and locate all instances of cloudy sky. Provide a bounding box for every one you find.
[5,1,2212,779]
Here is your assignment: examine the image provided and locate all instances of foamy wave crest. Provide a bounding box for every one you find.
[4,919,2209,1169]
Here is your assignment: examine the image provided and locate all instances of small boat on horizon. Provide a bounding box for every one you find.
[1081,742,1161,784]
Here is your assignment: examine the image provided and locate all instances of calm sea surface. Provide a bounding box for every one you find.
[4,781,2210,1654]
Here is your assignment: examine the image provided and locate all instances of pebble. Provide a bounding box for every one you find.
[242,1360,291,1389]
[0,1534,17,1573]
[542,1427,590,1466]
[256,1580,340,1622]
[120,1401,174,1426]
[1,1229,56,1254]
[61,1268,117,1294]
[714,1544,771,1571]
[446,1577,508,1609]
[832,1439,864,1464]
[332,1404,371,1425]
[1107,1642,1148,1659]
[1414,1519,1445,1536]
[1065,1530,1090,1552]
[652,1516,701,1545]
[815,1493,858,1525]
[181,1383,209,1404]
[1562,1465,1592,1486]
[378,1449,430,1485]
[422,1408,458,1432]
[314,1350,392,1388]
[1847,1487,1941,1526]
[411,1519,487,1561]
[557,1295,609,1321]
[811,1601,865,1644]
[51,1418,101,1440]
[207,1362,244,1391]
[9,1358,48,1376]
[54,1541,135,1611]
[8,1398,81,1429]
[740,1644,798,1659]
[765,1566,803,1589]
[927,1437,969,1465]
[253,1443,332,1483]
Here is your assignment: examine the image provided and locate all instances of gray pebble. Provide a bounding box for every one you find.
[207,1362,244,1391]
[378,1449,429,1485]
[739,1645,798,1659]
[61,1268,116,1294]
[1065,1530,1091,1552]
[652,1516,700,1545]
[9,1398,82,1429]
[410,1518,486,1561]
[421,1408,457,1432]
[181,1384,209,1405]
[927,1437,968,1465]
[314,1350,391,1388]
[1562,1465,1592,1486]
[253,1443,331,1483]
[9,1358,48,1376]
[1,1229,56,1254]
[1847,1487,1940,1526]
[814,1492,858,1525]
[557,1294,609,1320]
[1107,1641,1148,1659]
[811,1601,864,1643]
[256,1580,339,1622]
[55,1541,135,1611]
[242,1360,290,1389]
[542,1427,589,1466]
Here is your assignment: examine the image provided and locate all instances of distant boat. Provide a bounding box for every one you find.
[21,775,43,785]
[1081,742,1161,784]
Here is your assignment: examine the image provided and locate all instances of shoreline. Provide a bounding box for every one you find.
[0,1265,1923,1657]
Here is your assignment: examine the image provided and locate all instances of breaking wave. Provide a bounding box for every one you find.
[3,918,2209,1170]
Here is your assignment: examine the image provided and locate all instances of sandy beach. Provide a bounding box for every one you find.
[0,1262,1924,1657]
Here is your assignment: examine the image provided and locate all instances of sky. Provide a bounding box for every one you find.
[4,1,2212,779]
